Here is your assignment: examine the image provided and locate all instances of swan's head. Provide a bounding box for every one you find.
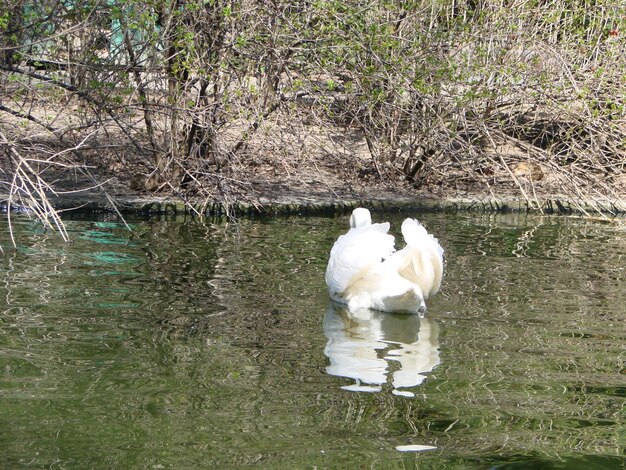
[349,208,372,228]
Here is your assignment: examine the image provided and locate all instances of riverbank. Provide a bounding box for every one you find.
[3,183,625,219]
[2,131,626,220]
[2,107,625,220]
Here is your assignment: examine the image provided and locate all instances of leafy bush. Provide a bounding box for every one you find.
[1,0,624,224]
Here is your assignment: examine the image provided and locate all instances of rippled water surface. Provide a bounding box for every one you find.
[1,211,624,469]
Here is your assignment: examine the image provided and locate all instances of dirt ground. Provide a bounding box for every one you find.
[82,124,626,216]
[2,105,625,216]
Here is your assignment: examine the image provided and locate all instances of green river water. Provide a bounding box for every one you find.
[0,211,624,469]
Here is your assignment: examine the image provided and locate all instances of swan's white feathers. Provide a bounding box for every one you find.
[349,207,373,228]
[395,218,444,299]
[401,218,444,260]
[325,221,395,299]
[325,208,444,314]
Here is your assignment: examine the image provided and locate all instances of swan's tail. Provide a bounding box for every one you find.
[398,218,444,299]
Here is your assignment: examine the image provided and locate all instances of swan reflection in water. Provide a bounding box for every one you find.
[323,303,440,397]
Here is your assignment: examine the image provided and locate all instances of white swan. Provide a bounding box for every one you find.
[325,207,444,314]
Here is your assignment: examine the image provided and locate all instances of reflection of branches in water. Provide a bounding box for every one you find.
[323,303,440,397]
[0,238,68,308]
[432,228,625,459]
[512,225,540,258]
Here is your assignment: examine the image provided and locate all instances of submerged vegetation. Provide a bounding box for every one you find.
[1,0,625,228]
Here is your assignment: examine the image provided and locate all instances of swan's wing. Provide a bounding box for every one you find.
[395,218,444,298]
[401,218,444,261]
[326,222,395,296]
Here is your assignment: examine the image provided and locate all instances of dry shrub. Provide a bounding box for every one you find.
[1,0,625,238]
